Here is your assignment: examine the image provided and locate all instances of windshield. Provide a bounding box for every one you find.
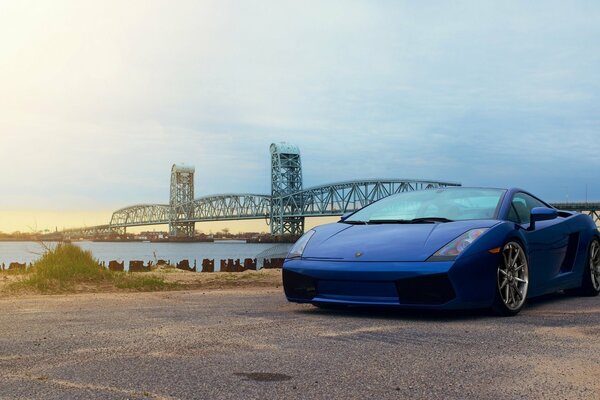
[345,188,505,223]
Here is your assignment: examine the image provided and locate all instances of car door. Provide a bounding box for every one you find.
[508,192,570,295]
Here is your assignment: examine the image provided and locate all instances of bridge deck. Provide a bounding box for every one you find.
[57,194,600,238]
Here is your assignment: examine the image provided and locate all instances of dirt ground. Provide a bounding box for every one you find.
[1,288,599,399]
[150,268,283,290]
[0,268,283,296]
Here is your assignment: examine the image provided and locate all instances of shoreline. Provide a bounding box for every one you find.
[0,268,283,298]
[0,238,295,244]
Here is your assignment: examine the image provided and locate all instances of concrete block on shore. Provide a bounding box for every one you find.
[263,258,284,269]
[270,258,285,268]
[218,259,245,272]
[244,258,257,270]
[234,259,243,272]
[129,260,150,272]
[108,260,124,272]
[8,262,26,270]
[202,259,215,273]
[176,259,196,272]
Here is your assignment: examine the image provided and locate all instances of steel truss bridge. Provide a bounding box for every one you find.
[57,143,600,239]
[61,179,460,238]
[552,203,600,224]
[60,201,600,239]
[59,142,462,238]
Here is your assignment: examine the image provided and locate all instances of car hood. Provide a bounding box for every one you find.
[302,220,499,262]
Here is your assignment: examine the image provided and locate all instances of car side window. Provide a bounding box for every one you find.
[507,203,521,223]
[510,193,546,225]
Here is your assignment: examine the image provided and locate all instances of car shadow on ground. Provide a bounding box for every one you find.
[291,291,588,322]
[294,304,493,322]
[522,291,588,310]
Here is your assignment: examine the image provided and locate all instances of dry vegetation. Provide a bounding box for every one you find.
[0,243,282,296]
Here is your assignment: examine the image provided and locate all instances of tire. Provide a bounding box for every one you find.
[568,238,600,297]
[492,241,529,316]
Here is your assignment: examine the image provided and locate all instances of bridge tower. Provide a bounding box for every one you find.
[169,164,195,237]
[270,143,304,236]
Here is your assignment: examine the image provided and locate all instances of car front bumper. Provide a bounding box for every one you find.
[282,251,499,309]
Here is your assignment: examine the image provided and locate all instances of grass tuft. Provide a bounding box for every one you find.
[19,243,110,292]
[7,243,174,293]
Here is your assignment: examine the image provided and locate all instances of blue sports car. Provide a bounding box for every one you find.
[283,187,600,315]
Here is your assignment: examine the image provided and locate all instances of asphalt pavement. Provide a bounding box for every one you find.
[1,288,599,399]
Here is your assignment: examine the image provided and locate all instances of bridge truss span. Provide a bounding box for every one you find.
[107,194,273,229]
[190,193,272,221]
[57,143,467,239]
[110,204,171,228]
[61,224,115,238]
[102,180,461,233]
[283,179,462,218]
[551,202,600,225]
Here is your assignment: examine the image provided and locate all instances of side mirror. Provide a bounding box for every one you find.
[529,207,557,230]
[340,212,353,221]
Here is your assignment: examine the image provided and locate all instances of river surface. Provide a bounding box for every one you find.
[0,241,293,270]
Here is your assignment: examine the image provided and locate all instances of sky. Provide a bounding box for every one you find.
[1,0,599,233]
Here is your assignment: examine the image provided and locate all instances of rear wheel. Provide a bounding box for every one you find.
[492,241,529,316]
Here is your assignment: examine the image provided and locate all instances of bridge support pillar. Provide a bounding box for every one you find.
[169,164,196,237]
[273,215,305,236]
[270,143,304,236]
[110,226,126,235]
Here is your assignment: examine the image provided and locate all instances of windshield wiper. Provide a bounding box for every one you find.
[409,217,454,223]
[367,217,454,224]
[340,220,368,225]
[367,219,412,224]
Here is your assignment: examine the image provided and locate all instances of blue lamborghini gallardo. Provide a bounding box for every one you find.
[283,187,600,315]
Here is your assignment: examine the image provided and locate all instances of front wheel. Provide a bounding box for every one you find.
[576,238,600,296]
[492,241,529,316]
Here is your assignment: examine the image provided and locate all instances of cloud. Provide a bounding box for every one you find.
[1,0,600,222]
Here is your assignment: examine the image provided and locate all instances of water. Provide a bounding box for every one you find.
[0,241,292,270]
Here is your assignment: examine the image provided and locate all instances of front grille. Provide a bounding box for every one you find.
[395,274,455,305]
[283,269,317,300]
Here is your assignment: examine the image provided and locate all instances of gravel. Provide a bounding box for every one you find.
[1,289,599,399]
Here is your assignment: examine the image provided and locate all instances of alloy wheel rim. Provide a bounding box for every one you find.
[498,242,529,311]
[590,241,600,291]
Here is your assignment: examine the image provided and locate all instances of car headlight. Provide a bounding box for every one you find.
[428,228,488,261]
[286,230,316,259]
